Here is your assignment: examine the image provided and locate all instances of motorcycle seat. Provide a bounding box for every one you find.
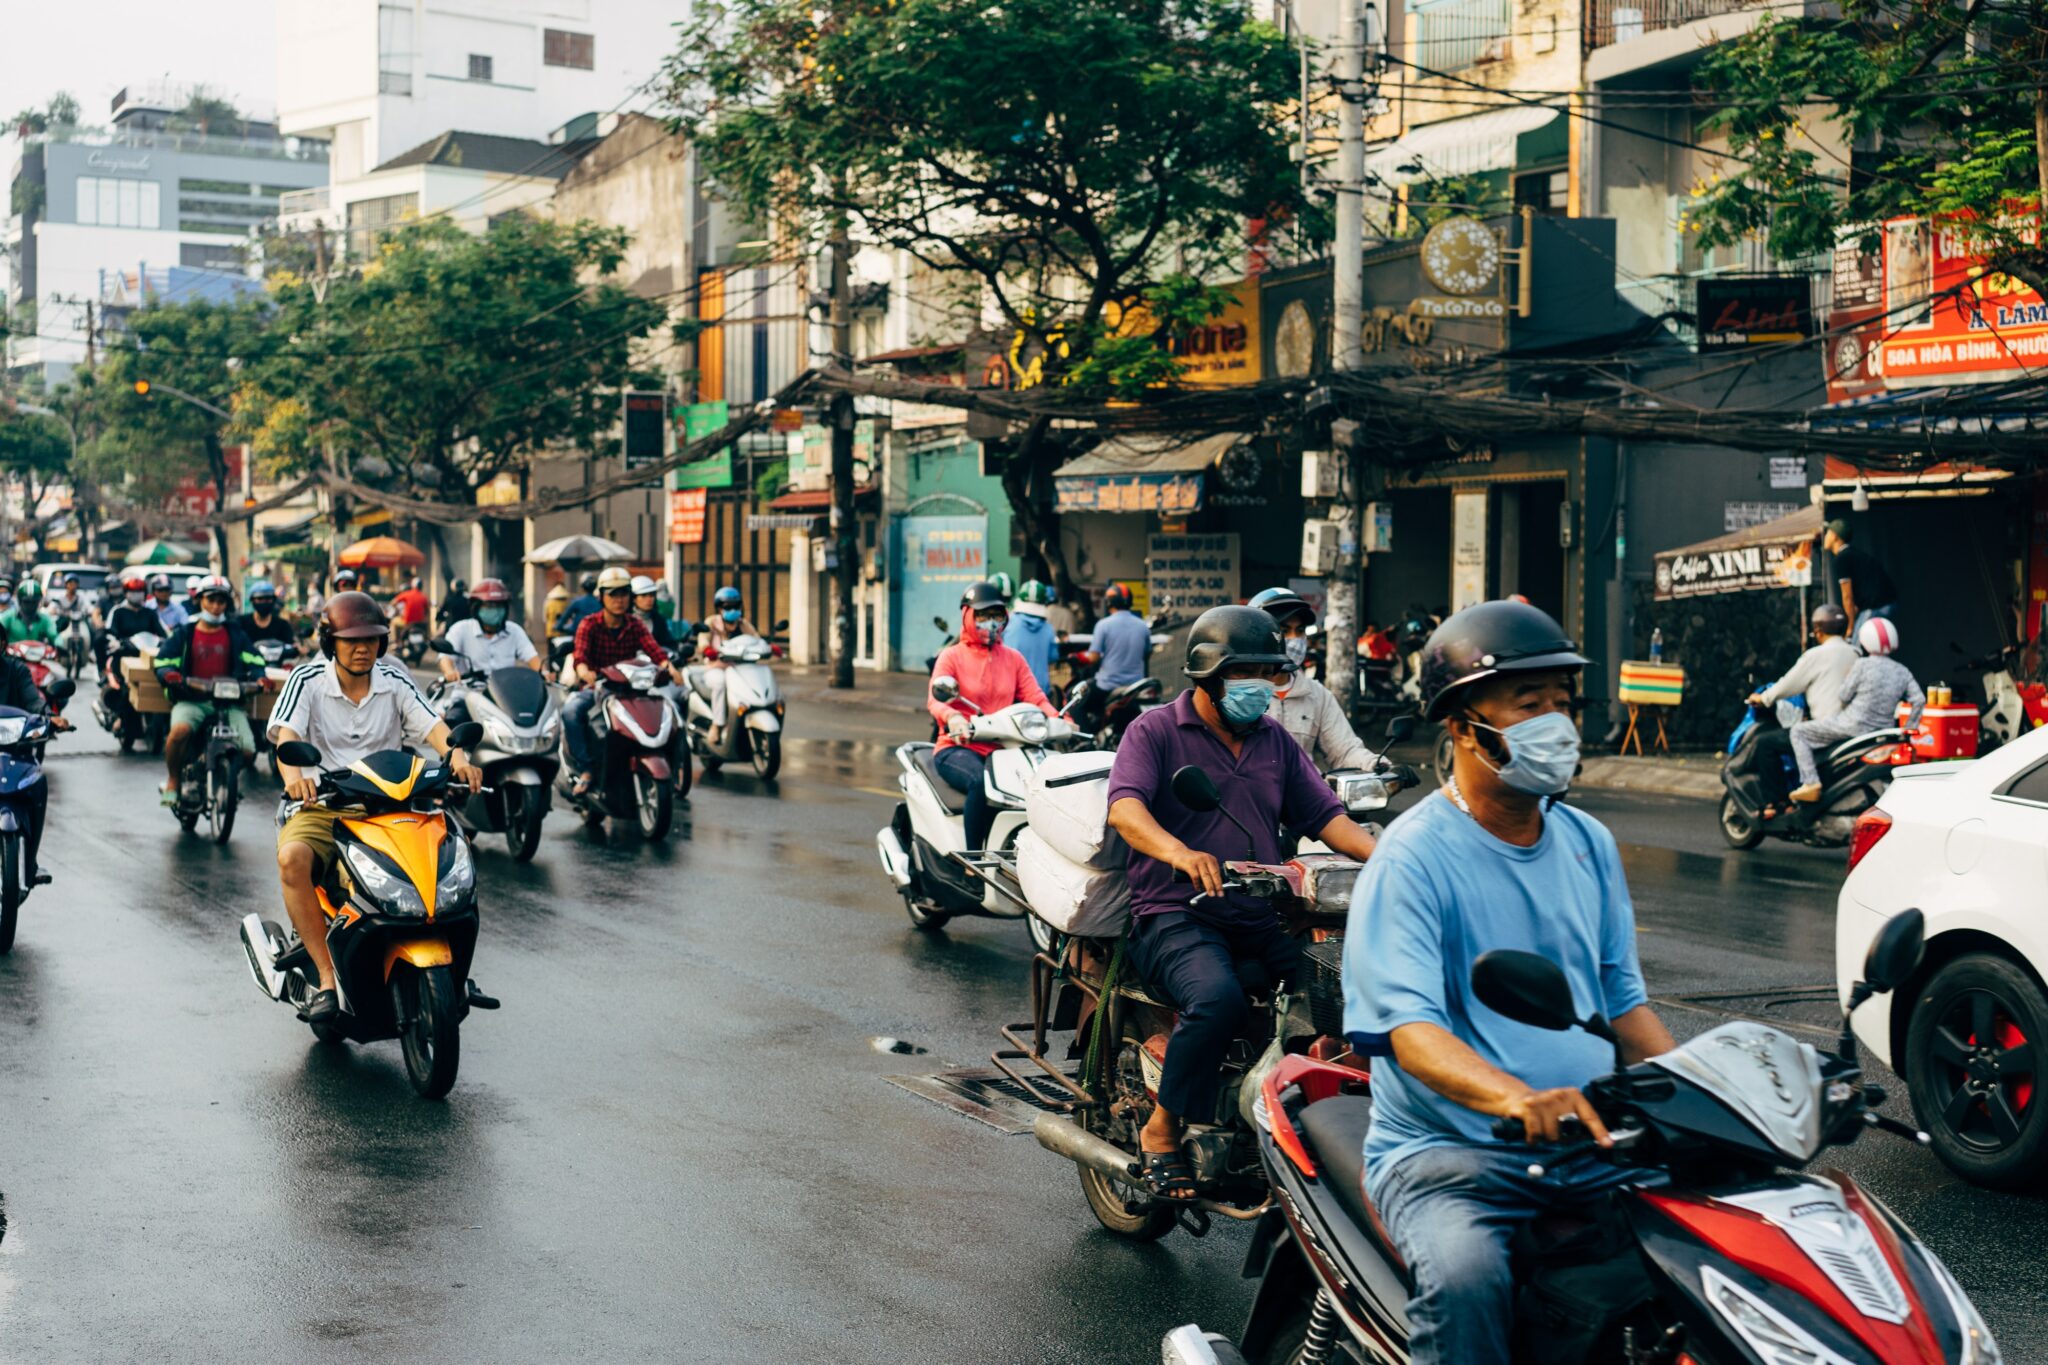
[1106,677,1161,707]
[912,746,969,815]
[1298,1095,1410,1286]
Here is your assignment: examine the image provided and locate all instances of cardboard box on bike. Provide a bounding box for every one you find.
[119,655,276,721]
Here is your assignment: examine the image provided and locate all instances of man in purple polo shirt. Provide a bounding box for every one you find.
[1106,605,1380,1201]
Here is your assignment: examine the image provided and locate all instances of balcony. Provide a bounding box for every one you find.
[27,124,328,163]
[278,186,329,218]
[1587,0,1836,55]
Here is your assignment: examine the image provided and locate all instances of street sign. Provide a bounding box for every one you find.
[673,400,734,490]
[622,390,665,468]
[669,488,708,545]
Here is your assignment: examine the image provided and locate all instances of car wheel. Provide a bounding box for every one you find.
[1905,953,2048,1189]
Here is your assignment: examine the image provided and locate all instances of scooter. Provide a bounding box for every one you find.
[238,723,498,1100]
[1060,673,1165,751]
[554,656,681,841]
[876,677,1078,933]
[399,621,431,666]
[682,628,787,780]
[9,640,69,709]
[1719,695,1907,850]
[169,677,258,845]
[55,612,94,681]
[1956,640,2048,751]
[0,686,69,954]
[94,629,162,753]
[1166,910,2005,1365]
[430,653,561,862]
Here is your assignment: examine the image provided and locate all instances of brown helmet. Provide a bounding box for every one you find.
[469,577,511,604]
[318,591,391,659]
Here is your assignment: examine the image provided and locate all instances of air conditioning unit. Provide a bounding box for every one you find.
[1301,520,1340,575]
[1301,450,1342,500]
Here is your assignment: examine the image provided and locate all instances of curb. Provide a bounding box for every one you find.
[1574,755,1724,801]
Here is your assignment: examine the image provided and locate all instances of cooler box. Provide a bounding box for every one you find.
[1897,701,1978,760]
[120,655,171,715]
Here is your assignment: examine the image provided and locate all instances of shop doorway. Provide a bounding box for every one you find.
[1493,481,1566,621]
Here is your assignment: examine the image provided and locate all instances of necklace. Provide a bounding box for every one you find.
[1444,774,1474,816]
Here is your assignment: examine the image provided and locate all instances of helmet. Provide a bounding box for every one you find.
[194,574,233,601]
[15,578,39,600]
[122,573,147,592]
[596,566,633,594]
[987,571,1015,600]
[333,568,359,589]
[1103,583,1133,611]
[630,575,658,596]
[580,572,599,593]
[1419,600,1588,721]
[1183,605,1291,680]
[449,578,467,596]
[147,574,170,593]
[469,577,511,603]
[713,585,742,609]
[1248,586,1314,628]
[246,578,277,600]
[961,581,1007,613]
[1017,579,1057,608]
[318,591,391,658]
[61,575,78,588]
[1858,616,1900,656]
[1810,603,1848,637]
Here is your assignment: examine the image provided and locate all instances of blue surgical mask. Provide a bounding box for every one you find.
[1471,710,1581,796]
[126,591,144,606]
[722,607,742,623]
[199,609,226,626]
[1218,678,1276,727]
[477,605,508,629]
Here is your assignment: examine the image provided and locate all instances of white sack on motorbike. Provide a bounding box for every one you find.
[1023,751,1124,869]
[1017,828,1130,938]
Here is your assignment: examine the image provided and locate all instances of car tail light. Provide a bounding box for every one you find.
[1847,807,1893,872]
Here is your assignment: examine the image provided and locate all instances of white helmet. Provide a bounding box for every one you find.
[1858,616,1900,656]
[629,575,658,596]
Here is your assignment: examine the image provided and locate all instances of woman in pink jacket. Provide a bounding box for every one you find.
[930,580,1058,851]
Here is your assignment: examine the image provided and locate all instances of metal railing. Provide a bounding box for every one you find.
[1586,0,1784,49]
[278,186,330,217]
[27,124,328,163]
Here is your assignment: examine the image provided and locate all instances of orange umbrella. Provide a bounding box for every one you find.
[337,535,426,569]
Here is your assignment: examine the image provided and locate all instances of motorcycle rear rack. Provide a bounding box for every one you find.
[990,940,1165,1114]
[948,848,1031,916]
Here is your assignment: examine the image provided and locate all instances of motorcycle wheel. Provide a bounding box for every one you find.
[902,891,950,932]
[1077,1110,1176,1242]
[0,832,20,954]
[209,752,238,845]
[1906,953,2048,1189]
[674,742,694,800]
[1027,912,1059,957]
[750,731,782,780]
[634,771,673,841]
[1718,793,1764,850]
[504,786,545,863]
[1432,728,1455,786]
[395,964,462,1099]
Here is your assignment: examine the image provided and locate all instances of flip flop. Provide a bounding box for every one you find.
[1141,1147,1198,1202]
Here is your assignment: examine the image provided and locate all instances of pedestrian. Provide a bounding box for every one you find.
[1824,519,1897,635]
[1789,617,1923,802]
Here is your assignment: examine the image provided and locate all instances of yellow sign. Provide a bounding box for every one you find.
[1107,281,1262,388]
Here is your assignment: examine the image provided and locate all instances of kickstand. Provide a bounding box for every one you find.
[1174,1203,1211,1238]
[466,979,501,1010]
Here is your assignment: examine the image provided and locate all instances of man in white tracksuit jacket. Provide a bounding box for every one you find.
[1745,603,1858,810]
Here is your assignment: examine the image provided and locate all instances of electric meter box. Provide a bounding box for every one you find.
[1301,450,1342,500]
[1301,520,1340,575]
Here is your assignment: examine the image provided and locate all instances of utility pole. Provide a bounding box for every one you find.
[827,209,858,690]
[1323,0,1371,716]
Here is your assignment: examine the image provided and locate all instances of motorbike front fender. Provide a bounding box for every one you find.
[382,938,454,981]
[743,710,781,732]
[630,754,672,781]
[0,807,19,833]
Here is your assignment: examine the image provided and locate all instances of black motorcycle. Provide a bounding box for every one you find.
[1720,696,1908,850]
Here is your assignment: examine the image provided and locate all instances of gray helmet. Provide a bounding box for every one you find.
[1183,605,1291,680]
[1810,603,1848,636]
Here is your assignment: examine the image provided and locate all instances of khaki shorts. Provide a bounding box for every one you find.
[278,805,341,873]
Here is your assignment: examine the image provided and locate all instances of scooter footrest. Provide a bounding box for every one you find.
[466,979,500,1010]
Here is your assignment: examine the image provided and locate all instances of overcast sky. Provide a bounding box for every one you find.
[2,0,278,130]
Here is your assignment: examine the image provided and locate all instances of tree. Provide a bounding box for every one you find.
[0,405,73,541]
[1691,0,2048,291]
[663,0,1312,591]
[9,91,80,137]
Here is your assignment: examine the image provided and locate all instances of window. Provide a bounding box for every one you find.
[180,197,272,219]
[75,176,160,229]
[181,177,257,196]
[179,220,247,237]
[544,29,595,70]
[467,53,494,82]
[346,191,419,258]
[1514,169,1569,215]
[180,242,242,271]
[380,3,415,95]
[1412,0,1510,72]
[1998,760,2048,806]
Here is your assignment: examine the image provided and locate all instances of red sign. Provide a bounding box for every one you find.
[1877,214,2048,386]
[669,488,708,545]
[168,445,245,518]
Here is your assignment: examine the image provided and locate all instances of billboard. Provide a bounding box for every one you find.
[1876,215,2048,386]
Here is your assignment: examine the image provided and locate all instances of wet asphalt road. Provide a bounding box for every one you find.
[1,693,2043,1363]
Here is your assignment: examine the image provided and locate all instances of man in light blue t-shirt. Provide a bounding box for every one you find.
[1090,582,1151,688]
[1342,600,1674,1365]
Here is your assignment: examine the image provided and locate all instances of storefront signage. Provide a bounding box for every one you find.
[1832,233,1883,311]
[1877,214,2048,386]
[622,390,666,469]
[1451,491,1487,613]
[1768,457,1806,490]
[1054,473,1204,514]
[672,400,735,490]
[1723,500,1801,532]
[1653,538,1813,600]
[1103,281,1263,387]
[1696,275,1813,350]
[85,150,150,174]
[1148,534,1239,613]
[669,488,708,545]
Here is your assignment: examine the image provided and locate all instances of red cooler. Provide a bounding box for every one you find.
[1897,701,1980,761]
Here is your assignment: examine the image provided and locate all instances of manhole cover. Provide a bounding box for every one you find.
[1654,986,1843,1039]
[886,1064,1078,1134]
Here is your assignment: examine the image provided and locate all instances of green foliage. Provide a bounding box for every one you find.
[751,457,790,503]
[85,297,267,507]
[10,178,43,219]
[1064,273,1235,397]
[172,87,244,138]
[1398,173,1503,240]
[9,92,79,136]
[0,411,70,485]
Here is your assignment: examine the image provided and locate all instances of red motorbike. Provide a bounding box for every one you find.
[9,640,70,710]
[555,655,680,841]
[1164,909,2003,1365]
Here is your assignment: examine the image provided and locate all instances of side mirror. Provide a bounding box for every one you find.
[275,740,322,769]
[1472,950,1580,1033]
[1385,714,1416,745]
[1170,765,1222,813]
[447,720,485,751]
[45,678,76,702]
[430,636,454,653]
[933,616,949,633]
[1863,908,1926,994]
[772,618,789,632]
[931,675,961,704]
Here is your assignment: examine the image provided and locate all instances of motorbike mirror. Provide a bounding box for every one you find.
[930,675,961,704]
[933,615,949,632]
[773,618,789,632]
[275,740,322,769]
[446,720,485,751]
[1384,714,1416,745]
[431,636,455,653]
[45,678,75,702]
[1472,950,1580,1032]
[1170,765,1222,813]
[1862,908,1926,994]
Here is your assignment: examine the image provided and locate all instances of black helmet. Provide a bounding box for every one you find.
[1248,586,1314,628]
[961,581,1007,612]
[581,572,599,592]
[1810,603,1848,636]
[1419,600,1587,720]
[1184,605,1291,680]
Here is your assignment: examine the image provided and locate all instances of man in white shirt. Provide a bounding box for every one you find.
[437,578,540,679]
[268,592,480,1025]
[1742,603,1857,811]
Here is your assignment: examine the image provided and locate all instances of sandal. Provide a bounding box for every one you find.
[1141,1147,1198,1202]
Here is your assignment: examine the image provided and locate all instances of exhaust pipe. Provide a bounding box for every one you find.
[1034,1111,1142,1182]
[876,826,913,889]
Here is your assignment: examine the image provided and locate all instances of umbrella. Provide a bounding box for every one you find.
[524,534,634,567]
[338,535,426,570]
[125,539,198,566]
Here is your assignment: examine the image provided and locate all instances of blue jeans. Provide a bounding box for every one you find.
[563,687,600,775]
[1368,1143,1644,1365]
[933,746,993,852]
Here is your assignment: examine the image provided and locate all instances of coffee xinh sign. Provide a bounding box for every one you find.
[1696,275,1813,351]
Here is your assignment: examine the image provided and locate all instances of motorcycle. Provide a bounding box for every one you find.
[10,640,69,709]
[55,611,94,681]
[430,654,561,862]
[170,677,258,844]
[682,627,787,780]
[399,621,431,666]
[877,677,1079,935]
[1059,673,1165,751]
[554,655,681,841]
[238,722,498,1099]
[94,629,163,753]
[1165,909,2006,1365]
[1004,765,1366,1242]
[1720,696,1907,850]
[1955,640,2048,751]
[0,687,69,954]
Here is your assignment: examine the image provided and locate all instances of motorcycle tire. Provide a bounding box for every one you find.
[1077,1109,1177,1242]
[634,771,673,841]
[396,964,462,1099]
[750,731,782,780]
[1432,729,1455,787]
[700,750,724,773]
[1717,793,1764,850]
[674,742,694,801]
[902,892,950,932]
[504,786,545,863]
[1906,953,2048,1189]
[210,753,238,845]
[1026,912,1059,957]
[0,832,20,954]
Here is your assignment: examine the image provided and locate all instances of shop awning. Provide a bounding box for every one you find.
[1653,505,1821,601]
[1366,106,1562,185]
[1819,455,2011,501]
[259,510,320,547]
[763,485,876,512]
[1052,432,1249,515]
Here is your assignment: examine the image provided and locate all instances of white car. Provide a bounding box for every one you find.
[1837,725,2048,1188]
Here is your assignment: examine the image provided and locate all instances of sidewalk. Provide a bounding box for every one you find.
[1575,752,1725,801]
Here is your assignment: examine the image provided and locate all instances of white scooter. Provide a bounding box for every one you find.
[877,676,1077,934]
[682,629,787,780]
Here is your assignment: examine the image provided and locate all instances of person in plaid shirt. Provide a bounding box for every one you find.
[566,567,685,795]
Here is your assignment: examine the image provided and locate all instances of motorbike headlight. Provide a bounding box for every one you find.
[436,834,475,911]
[1018,712,1049,744]
[1701,1266,1855,1365]
[341,843,428,918]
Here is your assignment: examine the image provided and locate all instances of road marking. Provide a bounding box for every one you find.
[855,785,898,799]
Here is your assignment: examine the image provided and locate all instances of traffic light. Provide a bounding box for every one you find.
[133,380,151,397]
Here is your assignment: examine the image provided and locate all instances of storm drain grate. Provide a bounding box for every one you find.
[1653,986,1844,1040]
[886,1064,1080,1135]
